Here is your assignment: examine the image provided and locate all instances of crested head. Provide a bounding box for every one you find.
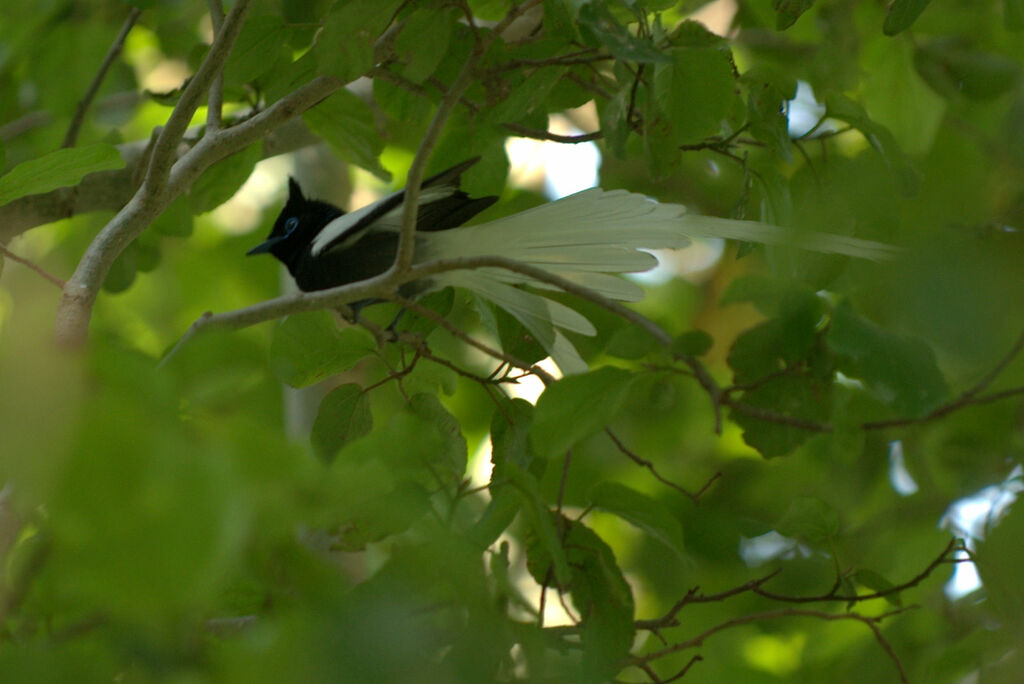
[246,177,344,268]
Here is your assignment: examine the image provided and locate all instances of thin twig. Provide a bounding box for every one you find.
[390,294,555,384]
[62,7,142,148]
[604,429,715,502]
[393,0,543,273]
[864,330,1024,430]
[206,0,226,131]
[501,122,602,143]
[143,0,251,190]
[0,243,66,288]
[637,607,911,683]
[752,537,961,604]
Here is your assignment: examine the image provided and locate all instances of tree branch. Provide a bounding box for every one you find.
[56,71,343,346]
[637,607,911,683]
[0,243,66,288]
[0,116,320,244]
[62,7,142,149]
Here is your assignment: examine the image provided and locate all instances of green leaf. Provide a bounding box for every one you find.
[974,500,1024,630]
[469,486,522,550]
[303,89,389,180]
[531,367,635,457]
[469,0,512,20]
[590,481,686,558]
[744,72,793,163]
[854,568,901,606]
[311,384,372,463]
[396,287,455,337]
[408,393,468,482]
[672,329,713,357]
[1007,0,1024,30]
[313,0,404,83]
[605,323,659,361]
[731,373,831,457]
[824,93,919,195]
[152,195,193,237]
[578,2,670,64]
[488,67,566,124]
[827,302,947,416]
[223,15,290,85]
[561,520,635,681]
[336,401,465,492]
[598,84,632,158]
[515,466,572,587]
[773,0,815,30]
[883,0,932,35]
[491,398,535,473]
[775,496,840,546]
[394,8,457,83]
[335,481,431,550]
[653,46,737,145]
[914,41,1022,101]
[727,289,823,385]
[0,144,125,206]
[269,312,376,388]
[189,142,262,214]
[103,242,138,293]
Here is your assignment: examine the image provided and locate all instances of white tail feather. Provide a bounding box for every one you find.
[419,187,898,372]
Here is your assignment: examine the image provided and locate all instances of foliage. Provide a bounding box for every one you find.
[1,0,1024,682]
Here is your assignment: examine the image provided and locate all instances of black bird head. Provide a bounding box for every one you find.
[246,177,342,271]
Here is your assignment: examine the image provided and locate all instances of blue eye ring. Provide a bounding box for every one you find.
[283,216,299,235]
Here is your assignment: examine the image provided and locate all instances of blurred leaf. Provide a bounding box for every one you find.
[578,2,670,63]
[102,242,137,293]
[469,0,512,20]
[336,481,431,550]
[914,41,1022,101]
[731,372,831,457]
[654,46,737,145]
[827,302,947,416]
[854,568,901,606]
[491,397,535,473]
[605,323,659,359]
[0,144,124,206]
[673,329,713,357]
[190,142,262,214]
[488,67,566,124]
[598,84,632,157]
[314,0,404,82]
[590,481,686,558]
[269,312,375,388]
[152,195,193,237]
[1008,0,1024,30]
[394,7,457,83]
[311,384,372,463]
[727,287,824,385]
[531,367,635,457]
[562,519,635,681]
[974,502,1024,631]
[408,393,468,482]
[883,0,932,35]
[773,0,815,30]
[396,287,455,336]
[223,15,290,85]
[303,89,389,180]
[824,93,919,195]
[517,466,572,587]
[775,496,840,545]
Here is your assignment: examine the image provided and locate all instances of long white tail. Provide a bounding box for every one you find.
[420,188,897,372]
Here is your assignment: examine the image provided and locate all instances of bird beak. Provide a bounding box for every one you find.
[246,236,285,255]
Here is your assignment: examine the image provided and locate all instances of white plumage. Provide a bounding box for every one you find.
[418,187,896,372]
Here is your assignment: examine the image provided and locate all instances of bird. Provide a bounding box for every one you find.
[247,157,898,372]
